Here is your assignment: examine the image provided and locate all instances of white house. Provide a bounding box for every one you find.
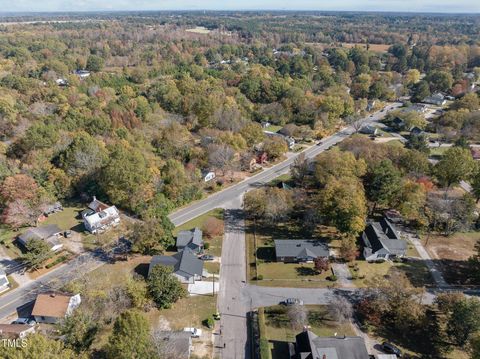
[202,170,216,182]
[32,293,81,324]
[0,269,9,294]
[82,197,120,234]
[75,70,91,79]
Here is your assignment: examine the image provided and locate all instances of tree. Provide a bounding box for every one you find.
[106,310,158,359]
[405,69,421,86]
[314,148,367,187]
[287,304,308,330]
[406,134,430,154]
[451,92,480,111]
[471,167,480,202]
[263,136,288,159]
[0,174,39,203]
[427,70,454,93]
[339,236,358,262]
[395,180,427,225]
[202,216,224,238]
[435,147,475,188]
[207,143,236,176]
[328,295,353,323]
[365,159,402,212]
[411,80,431,103]
[3,333,83,359]
[317,176,367,234]
[240,122,265,147]
[59,311,98,353]
[86,55,104,72]
[290,152,309,187]
[147,265,186,309]
[22,239,53,270]
[131,218,174,255]
[445,297,480,346]
[100,142,153,212]
[313,257,329,274]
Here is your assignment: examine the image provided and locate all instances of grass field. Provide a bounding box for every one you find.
[264,125,283,133]
[185,26,211,34]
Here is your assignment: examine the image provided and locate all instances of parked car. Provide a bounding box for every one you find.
[183,327,202,338]
[12,317,36,326]
[317,141,322,146]
[64,230,72,238]
[199,254,214,261]
[282,298,304,306]
[382,341,402,357]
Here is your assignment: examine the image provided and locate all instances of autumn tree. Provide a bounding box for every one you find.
[435,147,475,188]
[314,257,330,274]
[365,159,402,213]
[314,148,367,187]
[131,218,174,255]
[147,265,186,309]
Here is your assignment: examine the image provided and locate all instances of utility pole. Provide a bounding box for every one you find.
[213,273,215,296]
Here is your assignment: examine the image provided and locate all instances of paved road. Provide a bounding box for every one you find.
[169,103,402,227]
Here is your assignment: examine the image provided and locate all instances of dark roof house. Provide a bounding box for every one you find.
[176,228,204,253]
[274,240,329,263]
[149,249,204,284]
[17,224,63,251]
[155,331,192,359]
[362,218,407,261]
[293,331,370,359]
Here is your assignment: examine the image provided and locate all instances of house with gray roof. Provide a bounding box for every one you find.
[176,228,204,254]
[274,240,329,263]
[17,224,63,251]
[362,217,407,261]
[0,269,9,294]
[154,331,192,359]
[293,330,369,359]
[423,93,446,106]
[149,248,204,284]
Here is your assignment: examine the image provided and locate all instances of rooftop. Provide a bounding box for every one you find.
[295,331,369,359]
[149,248,203,278]
[274,239,329,258]
[31,293,75,318]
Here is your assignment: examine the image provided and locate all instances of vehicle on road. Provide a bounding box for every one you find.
[382,341,402,357]
[184,327,202,337]
[282,298,304,306]
[199,254,214,261]
[317,141,322,146]
[12,317,36,326]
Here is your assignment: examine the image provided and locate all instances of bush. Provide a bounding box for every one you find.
[328,274,338,282]
[45,255,69,269]
[202,217,224,238]
[202,317,214,329]
[257,274,263,280]
[203,242,210,250]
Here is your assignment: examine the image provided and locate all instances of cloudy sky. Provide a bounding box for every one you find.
[0,0,478,13]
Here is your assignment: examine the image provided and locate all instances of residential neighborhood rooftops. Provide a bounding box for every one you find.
[362,218,407,260]
[177,228,203,250]
[0,324,35,338]
[149,249,203,279]
[31,293,80,319]
[87,196,110,212]
[155,331,192,359]
[294,331,370,359]
[17,224,63,250]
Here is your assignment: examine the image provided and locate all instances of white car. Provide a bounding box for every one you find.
[12,317,36,326]
[183,327,202,338]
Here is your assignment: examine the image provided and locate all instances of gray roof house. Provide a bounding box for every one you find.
[149,249,204,284]
[176,228,204,254]
[359,125,378,136]
[362,218,407,261]
[275,240,329,263]
[17,224,63,251]
[293,331,370,359]
[423,93,446,106]
[0,269,9,294]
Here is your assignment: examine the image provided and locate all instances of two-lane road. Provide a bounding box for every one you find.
[169,103,402,226]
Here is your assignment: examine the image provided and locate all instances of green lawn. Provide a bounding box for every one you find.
[260,305,355,359]
[264,125,282,133]
[42,204,85,232]
[349,259,434,288]
[429,146,449,157]
[174,208,224,258]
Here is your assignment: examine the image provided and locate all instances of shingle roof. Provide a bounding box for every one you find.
[149,249,203,278]
[295,331,370,359]
[274,240,329,259]
[176,228,203,249]
[155,331,191,359]
[18,225,62,243]
[363,218,407,256]
[31,293,73,318]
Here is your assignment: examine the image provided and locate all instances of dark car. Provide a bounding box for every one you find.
[199,254,214,261]
[382,342,402,357]
[282,298,304,306]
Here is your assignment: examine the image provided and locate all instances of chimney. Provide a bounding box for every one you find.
[93,195,97,202]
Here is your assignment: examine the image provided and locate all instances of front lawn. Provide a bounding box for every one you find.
[349,259,434,288]
[42,204,85,232]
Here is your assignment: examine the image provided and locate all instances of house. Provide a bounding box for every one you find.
[240,154,258,172]
[285,136,295,149]
[202,170,216,182]
[0,269,9,294]
[264,131,295,149]
[359,125,378,136]
[176,228,204,254]
[402,103,428,114]
[55,78,68,87]
[423,93,446,106]
[362,217,407,261]
[274,240,329,263]
[292,331,370,359]
[31,292,81,324]
[149,249,204,284]
[155,331,192,359]
[82,196,120,234]
[471,147,480,161]
[17,224,63,251]
[257,151,268,165]
[261,121,271,129]
[0,324,36,339]
[75,70,91,79]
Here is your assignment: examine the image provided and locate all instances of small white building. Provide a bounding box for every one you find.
[202,170,216,182]
[75,70,91,79]
[32,293,81,324]
[82,197,120,234]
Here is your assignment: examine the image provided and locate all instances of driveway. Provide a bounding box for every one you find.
[331,263,355,288]
[187,281,219,296]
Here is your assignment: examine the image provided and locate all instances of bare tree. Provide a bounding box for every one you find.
[287,304,309,330]
[328,295,353,323]
[207,143,236,176]
[345,115,367,133]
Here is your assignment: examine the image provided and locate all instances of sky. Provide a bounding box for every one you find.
[0,0,478,13]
